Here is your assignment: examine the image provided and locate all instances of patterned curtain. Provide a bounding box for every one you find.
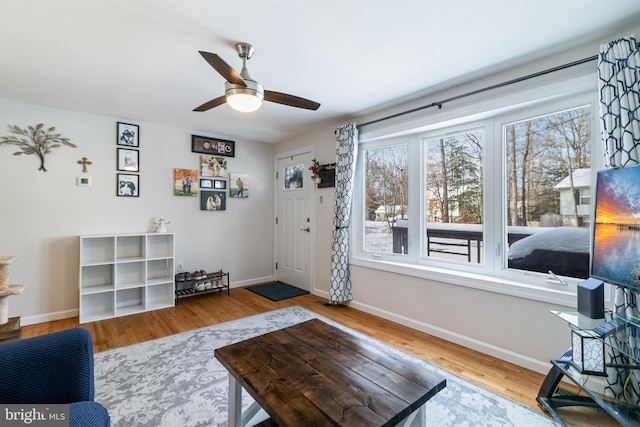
[329,122,359,304]
[599,35,640,167]
[598,35,640,403]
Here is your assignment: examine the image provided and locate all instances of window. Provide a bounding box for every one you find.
[578,188,591,206]
[363,144,408,254]
[504,105,591,277]
[283,164,304,189]
[424,129,484,264]
[354,79,598,301]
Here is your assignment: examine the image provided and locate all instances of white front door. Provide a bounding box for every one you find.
[275,151,314,291]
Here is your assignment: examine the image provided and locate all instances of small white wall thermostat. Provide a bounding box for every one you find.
[76,176,92,187]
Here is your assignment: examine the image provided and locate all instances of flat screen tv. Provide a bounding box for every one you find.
[591,165,640,290]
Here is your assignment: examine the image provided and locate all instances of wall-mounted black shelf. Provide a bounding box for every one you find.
[318,163,336,188]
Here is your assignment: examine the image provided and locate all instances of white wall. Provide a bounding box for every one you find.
[0,99,275,324]
[275,27,640,374]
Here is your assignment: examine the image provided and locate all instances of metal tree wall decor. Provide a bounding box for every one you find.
[0,123,76,172]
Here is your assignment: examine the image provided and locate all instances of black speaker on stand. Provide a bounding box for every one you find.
[578,278,604,319]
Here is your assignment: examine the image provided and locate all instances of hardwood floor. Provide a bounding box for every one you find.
[22,288,615,426]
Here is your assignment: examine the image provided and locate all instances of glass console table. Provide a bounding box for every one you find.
[537,311,640,426]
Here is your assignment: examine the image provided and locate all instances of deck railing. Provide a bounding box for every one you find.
[392,223,534,262]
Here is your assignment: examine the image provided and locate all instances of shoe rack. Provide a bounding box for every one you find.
[174,270,229,303]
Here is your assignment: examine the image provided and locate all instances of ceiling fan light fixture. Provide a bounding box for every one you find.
[225,81,264,113]
[194,43,320,113]
[226,92,262,112]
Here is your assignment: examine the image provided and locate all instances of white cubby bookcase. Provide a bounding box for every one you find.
[79,233,175,323]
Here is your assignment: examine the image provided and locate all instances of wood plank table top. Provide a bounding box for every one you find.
[214,318,446,427]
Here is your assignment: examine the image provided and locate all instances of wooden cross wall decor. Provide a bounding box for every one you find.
[77,157,92,173]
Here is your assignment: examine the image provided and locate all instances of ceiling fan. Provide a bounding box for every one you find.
[193,42,321,113]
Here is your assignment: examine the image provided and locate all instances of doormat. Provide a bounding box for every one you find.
[245,281,309,301]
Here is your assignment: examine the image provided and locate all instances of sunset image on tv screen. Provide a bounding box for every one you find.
[591,165,640,289]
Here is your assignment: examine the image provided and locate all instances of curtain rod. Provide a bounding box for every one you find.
[358,53,600,129]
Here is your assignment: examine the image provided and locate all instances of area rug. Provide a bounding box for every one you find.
[94,306,558,426]
[245,281,309,301]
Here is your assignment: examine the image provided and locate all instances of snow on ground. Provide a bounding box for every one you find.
[363,220,589,263]
[364,220,481,262]
[507,227,590,259]
[364,221,394,253]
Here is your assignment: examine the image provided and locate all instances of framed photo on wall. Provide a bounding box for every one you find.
[191,134,235,157]
[213,179,226,189]
[200,155,227,178]
[200,190,226,211]
[230,172,249,198]
[117,173,139,197]
[117,122,139,147]
[199,178,213,189]
[173,168,198,197]
[117,148,139,172]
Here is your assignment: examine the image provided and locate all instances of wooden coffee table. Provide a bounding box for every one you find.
[215,318,446,427]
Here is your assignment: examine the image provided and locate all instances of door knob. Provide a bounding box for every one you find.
[300,227,310,232]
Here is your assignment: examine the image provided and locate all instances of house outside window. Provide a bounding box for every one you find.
[555,169,592,227]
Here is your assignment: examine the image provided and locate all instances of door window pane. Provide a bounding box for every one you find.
[505,105,591,278]
[284,164,304,189]
[424,129,484,263]
[363,145,409,253]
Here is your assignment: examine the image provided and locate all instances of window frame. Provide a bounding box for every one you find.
[355,135,416,260]
[420,123,490,270]
[579,188,591,206]
[352,74,603,306]
[361,140,412,256]
[491,97,597,288]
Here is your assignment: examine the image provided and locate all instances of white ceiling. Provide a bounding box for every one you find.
[1,0,639,144]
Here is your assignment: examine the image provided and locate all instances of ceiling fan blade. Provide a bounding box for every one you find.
[264,90,320,110]
[198,51,246,86]
[193,96,227,112]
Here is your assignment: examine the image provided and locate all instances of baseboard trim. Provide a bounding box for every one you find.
[23,281,549,374]
[312,289,550,374]
[20,275,275,327]
[21,308,79,326]
[231,276,273,288]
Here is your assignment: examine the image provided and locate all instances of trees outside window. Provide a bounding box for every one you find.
[505,106,591,229]
[503,105,591,276]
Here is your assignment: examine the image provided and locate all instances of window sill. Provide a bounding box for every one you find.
[350,256,577,307]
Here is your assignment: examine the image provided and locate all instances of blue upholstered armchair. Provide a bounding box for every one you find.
[0,327,110,427]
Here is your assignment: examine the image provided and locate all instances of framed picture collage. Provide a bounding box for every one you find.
[116,122,140,197]
[173,134,248,211]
